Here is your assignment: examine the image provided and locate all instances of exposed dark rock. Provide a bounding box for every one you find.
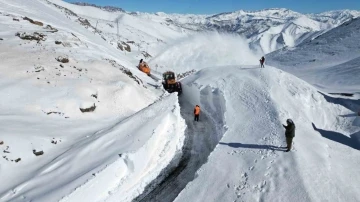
[46,111,63,115]
[126,41,135,44]
[141,51,152,58]
[15,158,21,163]
[117,43,124,51]
[15,32,46,41]
[34,66,44,72]
[33,150,44,156]
[177,69,197,80]
[80,104,96,113]
[104,59,143,86]
[122,42,131,52]
[44,0,78,17]
[56,56,69,63]
[0,38,3,40]
[13,18,19,21]
[78,17,91,27]
[71,2,125,12]
[45,25,58,33]
[55,41,62,45]
[0,141,3,145]
[91,94,98,99]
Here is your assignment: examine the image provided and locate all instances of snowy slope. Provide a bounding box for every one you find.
[0,0,186,201]
[173,66,360,202]
[267,17,360,93]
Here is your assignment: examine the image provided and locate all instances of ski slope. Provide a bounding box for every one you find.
[0,0,360,202]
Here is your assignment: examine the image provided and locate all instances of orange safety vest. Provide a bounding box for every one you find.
[194,106,200,115]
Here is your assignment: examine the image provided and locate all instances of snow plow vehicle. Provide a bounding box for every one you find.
[138,59,151,76]
[162,71,182,95]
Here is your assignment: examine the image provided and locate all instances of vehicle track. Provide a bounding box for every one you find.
[133,93,224,202]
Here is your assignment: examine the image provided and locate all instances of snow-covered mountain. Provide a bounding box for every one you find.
[266,17,360,93]
[49,1,360,55]
[0,0,360,202]
[70,2,125,13]
[134,8,360,53]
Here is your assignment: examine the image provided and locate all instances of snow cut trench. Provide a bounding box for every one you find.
[133,82,227,202]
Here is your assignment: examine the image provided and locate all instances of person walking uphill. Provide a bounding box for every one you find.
[194,105,200,122]
[283,119,295,152]
[260,56,265,68]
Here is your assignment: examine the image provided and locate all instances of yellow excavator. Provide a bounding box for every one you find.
[162,71,182,95]
[138,59,151,76]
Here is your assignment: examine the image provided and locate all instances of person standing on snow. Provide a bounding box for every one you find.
[194,105,200,122]
[282,119,295,152]
[260,56,265,68]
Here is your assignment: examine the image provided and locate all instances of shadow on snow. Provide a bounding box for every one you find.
[219,142,287,151]
[312,123,360,150]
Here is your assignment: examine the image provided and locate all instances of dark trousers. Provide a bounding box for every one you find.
[260,63,265,68]
[194,114,199,122]
[286,137,293,150]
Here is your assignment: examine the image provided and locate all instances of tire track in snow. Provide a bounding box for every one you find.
[133,90,226,202]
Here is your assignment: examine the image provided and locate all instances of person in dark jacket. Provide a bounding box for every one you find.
[260,56,265,68]
[282,119,295,152]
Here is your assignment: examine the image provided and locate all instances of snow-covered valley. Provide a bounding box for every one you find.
[0,0,359,202]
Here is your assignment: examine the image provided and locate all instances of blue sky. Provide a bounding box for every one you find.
[65,0,360,14]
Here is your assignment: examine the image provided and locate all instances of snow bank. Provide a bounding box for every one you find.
[0,94,186,202]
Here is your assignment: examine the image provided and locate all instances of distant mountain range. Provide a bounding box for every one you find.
[69,2,360,54]
[70,2,125,13]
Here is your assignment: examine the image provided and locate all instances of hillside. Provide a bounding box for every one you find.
[267,17,360,93]
[134,8,360,54]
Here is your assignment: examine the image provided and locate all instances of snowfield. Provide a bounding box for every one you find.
[0,0,360,202]
[267,17,360,93]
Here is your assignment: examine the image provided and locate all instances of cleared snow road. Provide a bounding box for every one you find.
[133,90,225,202]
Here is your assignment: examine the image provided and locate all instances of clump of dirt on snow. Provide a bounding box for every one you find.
[23,16,43,26]
[15,32,46,41]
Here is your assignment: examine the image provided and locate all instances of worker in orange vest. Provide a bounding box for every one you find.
[194,105,200,122]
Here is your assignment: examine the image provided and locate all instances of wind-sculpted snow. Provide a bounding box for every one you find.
[149,33,261,72]
[267,17,360,92]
